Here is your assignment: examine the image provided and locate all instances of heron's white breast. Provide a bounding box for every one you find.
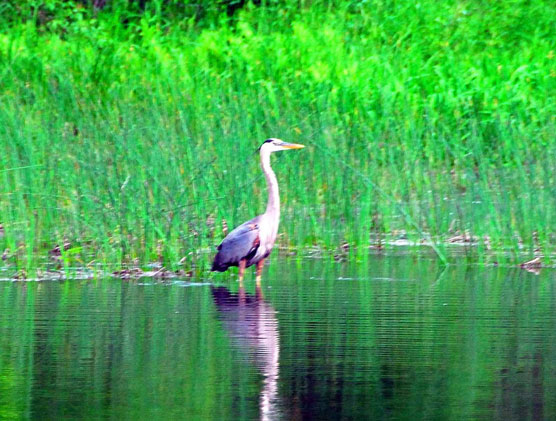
[254,214,279,261]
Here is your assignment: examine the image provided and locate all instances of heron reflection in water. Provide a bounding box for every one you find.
[211,138,304,283]
[211,284,281,420]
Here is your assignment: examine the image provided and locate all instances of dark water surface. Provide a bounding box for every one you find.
[1,257,555,420]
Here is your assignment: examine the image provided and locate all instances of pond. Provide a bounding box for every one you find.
[0,256,555,420]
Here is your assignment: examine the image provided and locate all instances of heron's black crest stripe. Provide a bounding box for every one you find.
[258,139,274,151]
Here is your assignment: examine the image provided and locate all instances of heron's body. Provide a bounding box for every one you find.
[211,138,304,282]
[211,214,269,271]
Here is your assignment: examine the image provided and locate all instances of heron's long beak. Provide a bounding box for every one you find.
[280,142,305,150]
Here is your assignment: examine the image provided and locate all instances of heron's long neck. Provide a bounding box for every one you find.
[260,151,280,220]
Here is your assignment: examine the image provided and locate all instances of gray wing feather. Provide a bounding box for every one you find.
[211,217,261,271]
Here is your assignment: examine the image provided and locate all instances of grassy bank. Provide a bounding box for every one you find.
[1,0,555,273]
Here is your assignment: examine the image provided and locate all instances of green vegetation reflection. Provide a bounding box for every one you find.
[0,257,555,419]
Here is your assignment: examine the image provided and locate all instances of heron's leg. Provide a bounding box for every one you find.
[238,259,247,284]
[255,283,264,301]
[255,258,265,285]
[238,284,246,306]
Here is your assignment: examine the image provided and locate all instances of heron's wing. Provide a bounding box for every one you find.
[212,218,261,271]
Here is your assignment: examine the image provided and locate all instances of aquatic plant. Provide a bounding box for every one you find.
[1,0,554,272]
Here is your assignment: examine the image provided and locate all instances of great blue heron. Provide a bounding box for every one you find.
[211,138,304,283]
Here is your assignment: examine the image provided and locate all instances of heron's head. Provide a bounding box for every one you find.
[259,138,305,154]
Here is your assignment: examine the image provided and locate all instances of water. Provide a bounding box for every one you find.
[1,256,555,420]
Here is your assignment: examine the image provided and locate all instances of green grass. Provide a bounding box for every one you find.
[1,0,555,272]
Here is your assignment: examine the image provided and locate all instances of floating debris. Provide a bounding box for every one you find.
[147,268,177,279]
[447,231,478,244]
[483,235,492,250]
[175,269,194,278]
[112,267,178,280]
[519,257,543,274]
[37,270,94,281]
[112,268,144,279]
[49,241,72,257]
[333,253,347,262]
[206,214,215,237]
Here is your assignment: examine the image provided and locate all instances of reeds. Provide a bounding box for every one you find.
[1,1,555,271]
